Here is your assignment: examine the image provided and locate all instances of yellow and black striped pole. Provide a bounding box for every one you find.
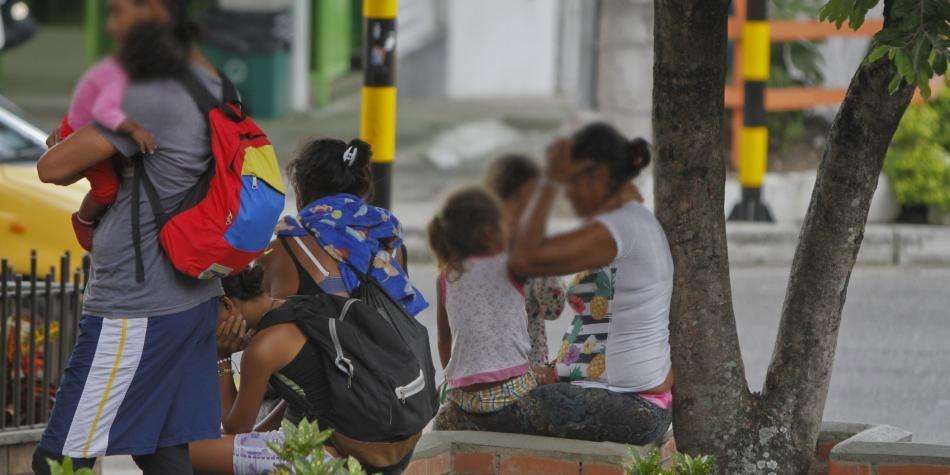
[360,0,398,208]
[729,0,774,222]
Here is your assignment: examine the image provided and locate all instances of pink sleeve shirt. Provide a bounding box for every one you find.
[66,57,130,132]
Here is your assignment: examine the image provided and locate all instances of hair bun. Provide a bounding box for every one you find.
[628,138,651,173]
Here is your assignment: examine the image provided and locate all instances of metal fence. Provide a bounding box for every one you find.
[1,251,87,432]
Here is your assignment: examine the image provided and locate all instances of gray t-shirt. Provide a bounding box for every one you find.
[83,64,223,318]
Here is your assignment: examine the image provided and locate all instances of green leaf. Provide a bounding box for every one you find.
[934,52,947,76]
[894,49,914,79]
[919,76,932,100]
[888,73,903,94]
[866,45,890,64]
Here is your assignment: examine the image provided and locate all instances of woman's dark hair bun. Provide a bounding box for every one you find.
[345,139,372,168]
[288,137,375,205]
[627,138,651,174]
[221,265,265,301]
[571,122,651,186]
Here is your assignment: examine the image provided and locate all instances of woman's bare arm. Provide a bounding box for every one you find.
[436,276,452,369]
[222,328,289,434]
[37,125,118,185]
[508,182,618,278]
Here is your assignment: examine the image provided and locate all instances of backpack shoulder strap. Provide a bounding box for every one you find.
[131,157,168,283]
[257,301,300,331]
[176,70,220,116]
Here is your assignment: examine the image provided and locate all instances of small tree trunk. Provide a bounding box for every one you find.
[652,0,754,468]
[759,44,916,473]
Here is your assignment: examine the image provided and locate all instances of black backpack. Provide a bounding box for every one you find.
[260,289,438,442]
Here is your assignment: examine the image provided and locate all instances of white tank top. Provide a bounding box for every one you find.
[441,253,532,389]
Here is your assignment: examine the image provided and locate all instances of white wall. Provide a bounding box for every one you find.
[446,0,560,98]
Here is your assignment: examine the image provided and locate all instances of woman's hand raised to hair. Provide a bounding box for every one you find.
[216,314,251,358]
[545,138,574,183]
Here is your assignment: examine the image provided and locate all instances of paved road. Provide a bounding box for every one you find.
[103,265,949,473]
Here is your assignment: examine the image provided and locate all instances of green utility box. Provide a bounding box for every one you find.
[203,44,289,119]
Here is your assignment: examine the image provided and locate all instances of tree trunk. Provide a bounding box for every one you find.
[652,0,755,468]
[653,0,916,472]
[758,38,916,475]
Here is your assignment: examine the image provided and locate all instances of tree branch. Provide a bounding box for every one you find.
[762,24,916,464]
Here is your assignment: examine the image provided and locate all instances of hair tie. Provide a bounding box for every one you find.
[342,146,358,167]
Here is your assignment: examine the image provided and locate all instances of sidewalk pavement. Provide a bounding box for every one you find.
[394,198,950,267]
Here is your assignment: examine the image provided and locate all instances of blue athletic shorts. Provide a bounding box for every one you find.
[38,298,221,458]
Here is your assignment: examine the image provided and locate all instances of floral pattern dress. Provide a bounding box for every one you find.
[555,267,616,382]
[523,276,566,365]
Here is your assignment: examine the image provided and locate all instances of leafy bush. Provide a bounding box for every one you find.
[267,419,368,475]
[883,84,950,210]
[46,457,95,475]
[623,447,714,475]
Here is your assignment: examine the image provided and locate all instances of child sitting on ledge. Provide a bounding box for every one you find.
[429,187,551,415]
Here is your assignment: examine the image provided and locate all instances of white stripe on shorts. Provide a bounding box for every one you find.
[63,318,148,458]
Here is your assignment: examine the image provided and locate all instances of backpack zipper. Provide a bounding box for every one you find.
[395,370,426,403]
[328,319,355,387]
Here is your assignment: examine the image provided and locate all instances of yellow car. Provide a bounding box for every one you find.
[0,102,87,275]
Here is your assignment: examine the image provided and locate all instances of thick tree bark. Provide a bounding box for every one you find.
[653,0,916,472]
[759,40,916,474]
[652,0,754,468]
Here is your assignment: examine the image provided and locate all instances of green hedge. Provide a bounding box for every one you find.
[883,83,950,210]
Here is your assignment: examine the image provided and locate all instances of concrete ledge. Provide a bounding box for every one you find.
[0,428,43,447]
[0,428,43,475]
[407,430,675,475]
[826,422,950,475]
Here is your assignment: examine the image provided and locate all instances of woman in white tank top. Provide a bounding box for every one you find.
[434,123,673,446]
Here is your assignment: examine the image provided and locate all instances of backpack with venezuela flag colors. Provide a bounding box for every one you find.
[131,71,285,282]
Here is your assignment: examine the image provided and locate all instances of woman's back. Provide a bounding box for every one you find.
[557,201,673,392]
[443,254,532,388]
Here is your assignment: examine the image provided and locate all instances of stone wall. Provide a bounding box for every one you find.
[0,428,101,475]
[406,422,950,474]
[404,430,676,475]
[822,422,950,475]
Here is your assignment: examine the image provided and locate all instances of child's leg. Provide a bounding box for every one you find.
[82,159,121,218]
[77,193,109,223]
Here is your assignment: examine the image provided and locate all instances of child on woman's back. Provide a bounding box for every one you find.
[49,23,188,250]
[429,187,542,414]
[485,154,566,365]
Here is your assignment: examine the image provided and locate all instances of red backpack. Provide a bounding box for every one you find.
[132,71,285,282]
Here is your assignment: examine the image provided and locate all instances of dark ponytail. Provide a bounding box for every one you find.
[221,265,265,301]
[428,187,503,280]
[287,138,374,206]
[571,122,652,188]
